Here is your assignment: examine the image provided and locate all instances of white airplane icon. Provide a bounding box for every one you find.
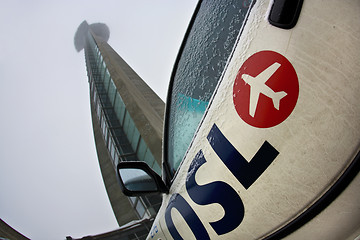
[242,62,287,117]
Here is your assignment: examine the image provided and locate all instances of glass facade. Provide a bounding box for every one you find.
[84,32,161,220]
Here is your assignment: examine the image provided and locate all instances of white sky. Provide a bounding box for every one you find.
[0,1,197,239]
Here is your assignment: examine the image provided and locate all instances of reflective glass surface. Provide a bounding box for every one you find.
[135,200,146,218]
[166,0,252,177]
[119,168,158,192]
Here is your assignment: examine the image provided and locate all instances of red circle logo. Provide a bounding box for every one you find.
[233,51,299,128]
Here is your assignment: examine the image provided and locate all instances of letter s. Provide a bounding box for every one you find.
[186,150,245,236]
[165,193,210,240]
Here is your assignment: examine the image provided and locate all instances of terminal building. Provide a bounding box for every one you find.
[72,21,165,239]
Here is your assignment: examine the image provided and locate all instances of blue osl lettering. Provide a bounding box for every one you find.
[165,124,279,239]
[186,150,245,235]
[165,193,210,240]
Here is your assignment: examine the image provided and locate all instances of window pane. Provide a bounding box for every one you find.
[129,196,137,205]
[152,161,162,176]
[108,137,116,164]
[99,64,104,79]
[108,136,113,151]
[144,149,155,167]
[105,109,118,128]
[123,112,130,136]
[120,143,133,156]
[103,67,110,90]
[108,80,116,104]
[113,150,119,166]
[114,93,125,125]
[131,127,140,151]
[166,0,251,176]
[93,90,97,105]
[96,101,101,120]
[135,200,146,218]
[111,143,116,162]
[126,118,135,145]
[103,124,108,145]
[119,106,126,126]
[124,154,138,162]
[136,138,147,161]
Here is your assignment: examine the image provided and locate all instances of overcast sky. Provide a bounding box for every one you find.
[0,1,197,239]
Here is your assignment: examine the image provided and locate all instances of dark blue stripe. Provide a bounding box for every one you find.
[207,124,279,189]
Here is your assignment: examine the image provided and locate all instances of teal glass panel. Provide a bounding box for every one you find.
[97,53,101,63]
[108,136,114,160]
[152,161,161,176]
[123,112,130,135]
[119,105,126,126]
[92,89,97,105]
[136,138,147,161]
[123,154,138,162]
[113,150,119,166]
[114,93,126,125]
[171,94,208,171]
[129,197,137,206]
[110,140,116,164]
[126,117,135,143]
[143,150,155,168]
[135,200,146,218]
[103,68,110,89]
[88,40,94,51]
[105,68,110,79]
[103,122,108,144]
[96,101,101,120]
[108,80,116,104]
[131,127,140,151]
[100,62,107,84]
[95,53,99,65]
[97,53,102,65]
